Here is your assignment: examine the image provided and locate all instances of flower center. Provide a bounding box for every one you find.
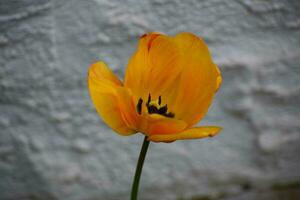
[136,94,175,118]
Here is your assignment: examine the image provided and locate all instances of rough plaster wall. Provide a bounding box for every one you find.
[0,0,300,200]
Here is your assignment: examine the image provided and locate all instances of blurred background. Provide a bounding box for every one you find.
[1,0,300,200]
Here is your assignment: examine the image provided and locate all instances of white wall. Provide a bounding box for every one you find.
[0,0,300,199]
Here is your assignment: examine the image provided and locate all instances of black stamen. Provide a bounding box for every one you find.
[137,98,143,114]
[143,94,175,118]
[147,105,158,114]
[164,112,175,118]
[147,94,151,105]
[158,105,167,114]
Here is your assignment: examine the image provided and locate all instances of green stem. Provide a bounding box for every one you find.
[130,136,150,200]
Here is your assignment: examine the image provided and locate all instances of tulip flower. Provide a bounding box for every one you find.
[88,32,222,199]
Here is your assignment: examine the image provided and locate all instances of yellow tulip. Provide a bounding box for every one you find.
[88,32,222,142]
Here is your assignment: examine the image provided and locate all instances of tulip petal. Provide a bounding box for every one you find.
[141,114,187,135]
[148,126,222,142]
[215,64,222,92]
[124,33,182,103]
[88,61,137,135]
[89,61,123,86]
[167,33,220,126]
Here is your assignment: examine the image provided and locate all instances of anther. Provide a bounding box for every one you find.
[147,94,151,105]
[137,98,143,114]
[158,105,167,114]
[164,112,175,118]
[143,94,175,118]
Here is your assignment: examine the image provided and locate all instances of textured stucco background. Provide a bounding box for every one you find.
[1,0,300,200]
